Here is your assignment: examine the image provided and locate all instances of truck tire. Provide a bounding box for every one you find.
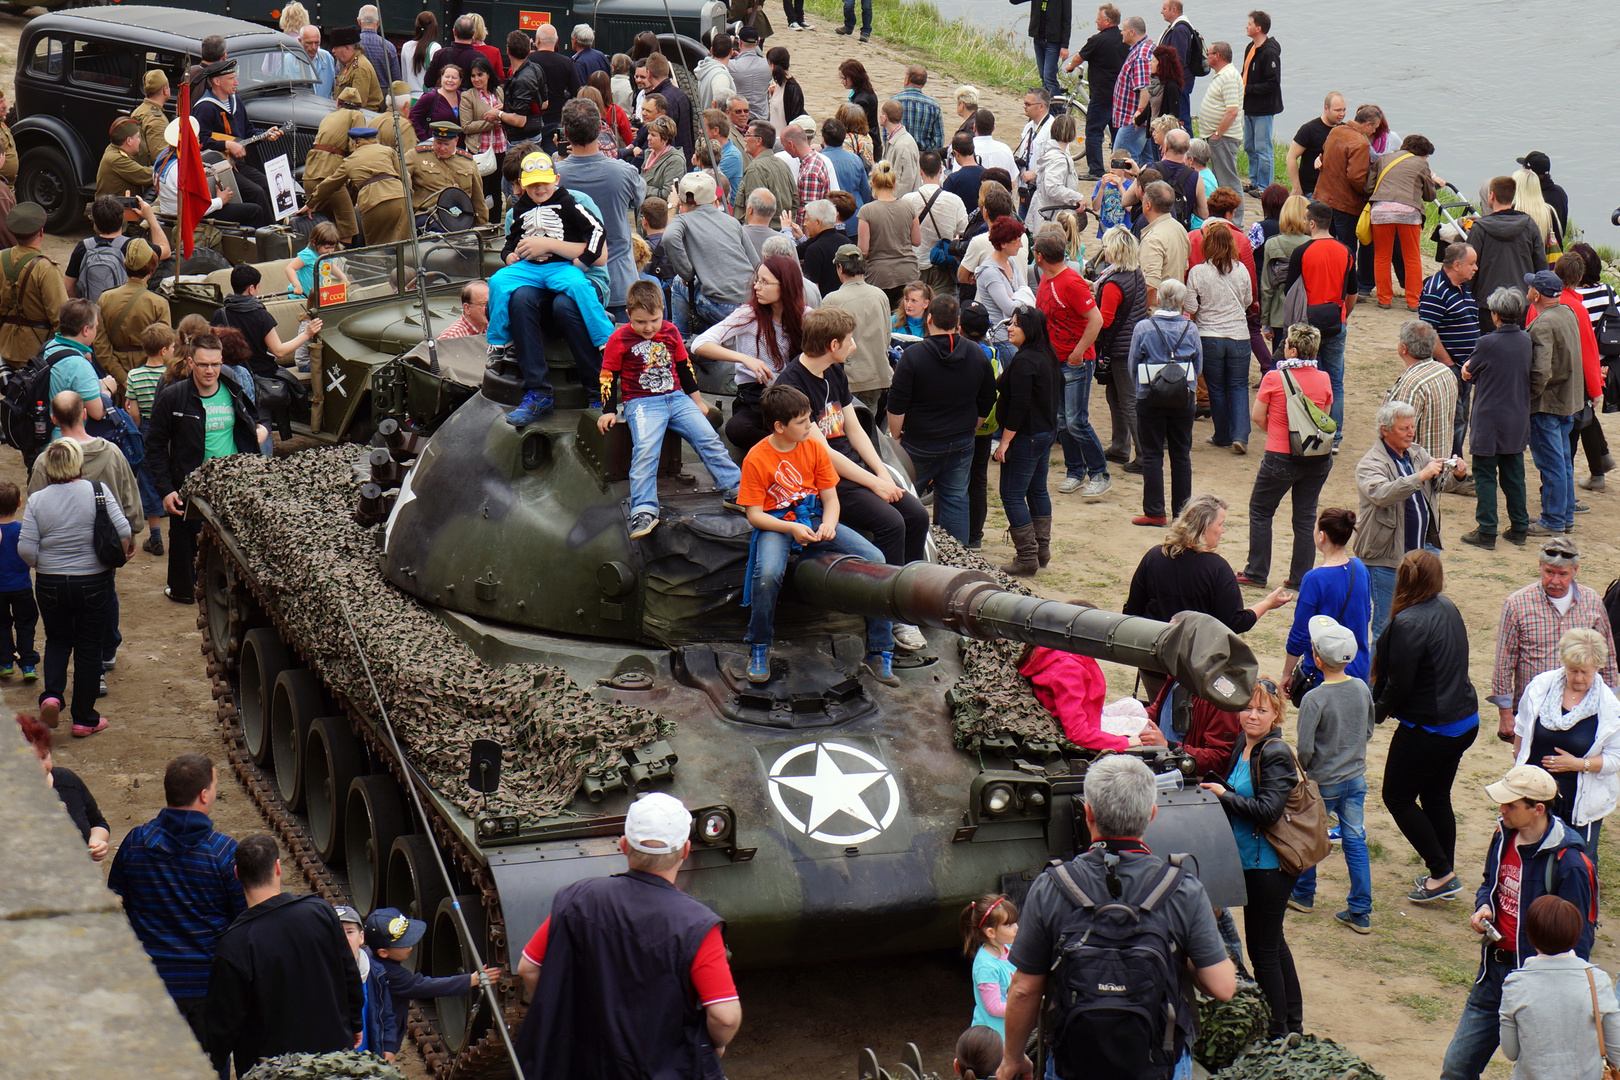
[18,145,83,234]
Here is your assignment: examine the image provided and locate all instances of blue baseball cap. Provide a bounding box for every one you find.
[364,906,426,949]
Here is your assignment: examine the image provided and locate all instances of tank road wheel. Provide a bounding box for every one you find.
[239,628,291,765]
[346,774,409,914]
[201,537,239,668]
[386,835,451,973]
[430,894,491,1055]
[304,715,363,864]
[269,669,330,810]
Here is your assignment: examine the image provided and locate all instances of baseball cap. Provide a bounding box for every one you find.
[959,301,990,337]
[832,243,865,269]
[520,151,558,186]
[737,26,761,42]
[1485,764,1558,805]
[333,904,363,925]
[1307,615,1357,668]
[1525,269,1563,298]
[364,906,427,949]
[624,792,692,854]
[1516,151,1551,174]
[676,171,718,206]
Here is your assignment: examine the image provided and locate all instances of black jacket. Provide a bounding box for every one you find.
[996,345,1057,435]
[204,893,364,1075]
[888,332,998,441]
[1077,25,1128,98]
[146,374,259,499]
[1240,37,1282,115]
[502,57,547,141]
[1467,210,1547,310]
[1372,594,1478,727]
[1216,729,1295,826]
[1014,0,1071,47]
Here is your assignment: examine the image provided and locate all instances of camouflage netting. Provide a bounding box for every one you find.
[1213,1034,1384,1080]
[187,447,672,823]
[931,531,1070,753]
[241,1051,405,1079]
[1193,983,1272,1072]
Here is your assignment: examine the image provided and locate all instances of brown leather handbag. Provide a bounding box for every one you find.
[1587,968,1620,1080]
[1261,740,1331,875]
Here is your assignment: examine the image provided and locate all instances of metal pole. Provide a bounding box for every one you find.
[387,103,441,373]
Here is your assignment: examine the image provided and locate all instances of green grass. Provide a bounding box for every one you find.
[803,0,1035,95]
[1392,992,1449,1023]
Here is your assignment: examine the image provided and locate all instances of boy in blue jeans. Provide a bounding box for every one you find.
[597,281,740,540]
[739,384,899,687]
[0,480,38,680]
[490,151,618,426]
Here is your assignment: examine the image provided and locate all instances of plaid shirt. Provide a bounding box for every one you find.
[1385,359,1457,467]
[795,152,832,225]
[1112,39,1154,130]
[359,27,401,86]
[437,314,481,339]
[893,86,943,153]
[1492,582,1620,709]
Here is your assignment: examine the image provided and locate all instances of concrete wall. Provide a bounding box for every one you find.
[0,741,214,1080]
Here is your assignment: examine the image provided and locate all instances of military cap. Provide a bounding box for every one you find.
[7,202,45,236]
[390,80,410,100]
[142,69,169,95]
[327,25,361,48]
[201,59,237,79]
[123,237,156,273]
[429,121,463,138]
[109,116,141,143]
[337,86,364,105]
[348,126,380,140]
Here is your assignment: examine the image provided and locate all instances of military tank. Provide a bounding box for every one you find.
[188,363,1258,1078]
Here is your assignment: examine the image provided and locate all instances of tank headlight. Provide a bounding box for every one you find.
[1024,787,1047,810]
[695,807,734,844]
[983,782,1015,816]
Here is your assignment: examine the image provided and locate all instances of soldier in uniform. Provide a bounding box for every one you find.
[331,26,383,111]
[131,71,170,166]
[192,58,282,225]
[377,81,418,155]
[94,237,171,392]
[0,90,18,187]
[304,87,367,243]
[0,203,67,369]
[408,121,488,228]
[311,128,410,246]
[96,117,154,200]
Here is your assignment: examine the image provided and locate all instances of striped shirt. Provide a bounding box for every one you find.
[125,364,165,421]
[1573,282,1616,329]
[1386,358,1458,465]
[1492,582,1619,710]
[1418,269,1479,366]
[893,86,943,153]
[1112,39,1154,130]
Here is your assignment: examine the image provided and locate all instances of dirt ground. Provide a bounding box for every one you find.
[3,11,1616,1080]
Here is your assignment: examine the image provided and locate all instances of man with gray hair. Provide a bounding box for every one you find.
[1109,17,1154,162]
[1386,320,1456,469]
[742,187,781,261]
[1153,128,1208,226]
[1138,180,1189,310]
[799,198,846,297]
[1196,40,1243,223]
[570,24,609,83]
[1490,538,1618,743]
[1354,399,1467,635]
[660,172,757,336]
[998,754,1236,1080]
[356,4,400,86]
[1461,286,1532,551]
[1419,241,1481,457]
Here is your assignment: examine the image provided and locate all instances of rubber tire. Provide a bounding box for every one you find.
[304,715,363,864]
[345,774,409,914]
[18,145,84,234]
[431,894,490,1054]
[200,537,236,668]
[238,627,290,766]
[269,668,327,810]
[385,834,451,973]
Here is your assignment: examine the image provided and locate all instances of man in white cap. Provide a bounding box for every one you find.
[514,792,741,1079]
[1437,764,1597,1080]
[659,170,757,336]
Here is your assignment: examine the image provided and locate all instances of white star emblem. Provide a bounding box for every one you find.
[766,742,899,845]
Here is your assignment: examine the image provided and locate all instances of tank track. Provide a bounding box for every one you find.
[196,521,522,1080]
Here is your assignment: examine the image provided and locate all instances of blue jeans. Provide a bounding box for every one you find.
[1059,361,1107,480]
[1290,775,1371,915]
[672,288,733,340]
[1201,336,1251,446]
[1000,429,1054,528]
[1083,94,1113,176]
[1528,412,1576,532]
[1369,564,1397,640]
[1317,324,1346,445]
[488,259,615,354]
[135,417,163,519]
[903,433,975,543]
[1112,122,1147,162]
[508,286,606,400]
[842,0,871,32]
[1440,952,1512,1080]
[1033,41,1063,98]
[745,525,893,653]
[624,394,741,517]
[1243,113,1274,189]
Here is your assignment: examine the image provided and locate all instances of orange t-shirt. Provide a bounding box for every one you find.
[739,436,837,515]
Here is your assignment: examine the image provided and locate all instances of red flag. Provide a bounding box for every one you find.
[176,80,211,260]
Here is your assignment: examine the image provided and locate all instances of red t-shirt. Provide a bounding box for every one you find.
[1299,237,1353,319]
[1495,841,1523,945]
[1254,366,1334,454]
[1036,267,1097,361]
[738,436,836,514]
[599,320,698,410]
[522,919,738,1006]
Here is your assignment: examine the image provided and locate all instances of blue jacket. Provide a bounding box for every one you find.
[359,951,399,1057]
[376,953,474,1054]
[107,807,245,998]
[1473,815,1597,982]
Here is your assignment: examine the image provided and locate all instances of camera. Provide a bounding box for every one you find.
[117,196,139,209]
[1612,206,1620,227]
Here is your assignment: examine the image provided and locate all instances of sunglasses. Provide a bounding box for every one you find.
[1255,678,1279,695]
[1542,544,1578,559]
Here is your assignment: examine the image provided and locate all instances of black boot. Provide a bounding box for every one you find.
[1032,515,1052,568]
[1000,524,1039,576]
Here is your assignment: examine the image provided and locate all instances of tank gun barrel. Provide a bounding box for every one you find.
[793,556,1257,709]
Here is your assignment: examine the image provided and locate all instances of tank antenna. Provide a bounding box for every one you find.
[337,596,528,1079]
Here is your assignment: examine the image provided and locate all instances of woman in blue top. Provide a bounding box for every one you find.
[1201,677,1303,1039]
[1283,507,1373,695]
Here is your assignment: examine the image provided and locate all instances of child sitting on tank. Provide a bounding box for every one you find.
[738,384,899,687]
[489,151,618,427]
[1018,599,1147,752]
[597,281,741,540]
[364,907,501,1061]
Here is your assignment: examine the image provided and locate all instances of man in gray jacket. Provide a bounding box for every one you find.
[661,171,758,337]
[1525,269,1585,539]
[1466,175,1548,334]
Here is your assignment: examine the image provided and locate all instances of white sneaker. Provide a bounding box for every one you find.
[1057,475,1084,494]
[1080,475,1111,501]
[892,623,928,651]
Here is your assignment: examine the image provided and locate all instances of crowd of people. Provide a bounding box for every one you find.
[7,1,1620,1078]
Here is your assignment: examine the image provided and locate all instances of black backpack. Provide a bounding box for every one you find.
[0,342,76,456]
[1045,851,1195,1080]
[1142,321,1196,410]
[1157,162,1197,229]
[1184,24,1210,77]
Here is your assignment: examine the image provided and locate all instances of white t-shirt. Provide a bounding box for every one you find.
[1550,590,1576,616]
[973,136,1018,181]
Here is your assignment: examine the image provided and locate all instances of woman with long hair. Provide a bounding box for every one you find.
[858,161,922,306]
[1094,226,1148,472]
[694,254,811,451]
[401,11,441,98]
[838,102,875,168]
[766,47,805,138]
[1258,196,1312,375]
[1185,219,1254,454]
[410,64,463,143]
[1201,676,1305,1039]
[1373,549,1479,904]
[460,57,505,211]
[994,305,1059,575]
[588,70,633,147]
[1513,166,1559,252]
[1143,46,1185,162]
[839,59,880,146]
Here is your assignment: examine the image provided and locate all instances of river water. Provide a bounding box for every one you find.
[941,0,1619,245]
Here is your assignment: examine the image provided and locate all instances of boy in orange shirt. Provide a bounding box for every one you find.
[740,384,900,687]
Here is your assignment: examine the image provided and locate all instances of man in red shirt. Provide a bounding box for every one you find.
[1034,232,1105,502]
[1284,201,1357,450]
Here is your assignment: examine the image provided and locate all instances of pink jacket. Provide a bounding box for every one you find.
[1019,647,1128,751]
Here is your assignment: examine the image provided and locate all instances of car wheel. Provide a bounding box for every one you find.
[18,146,83,234]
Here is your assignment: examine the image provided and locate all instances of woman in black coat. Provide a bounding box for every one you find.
[1373,549,1479,903]
[1200,677,1303,1038]
[993,306,1059,576]
[1460,286,1534,546]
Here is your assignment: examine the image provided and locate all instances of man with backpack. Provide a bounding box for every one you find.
[67,195,136,303]
[0,202,66,370]
[997,754,1235,1080]
[94,237,170,394]
[901,152,967,300]
[1156,0,1206,128]
[1150,129,1207,228]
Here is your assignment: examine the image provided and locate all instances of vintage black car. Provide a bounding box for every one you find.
[15,7,337,232]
